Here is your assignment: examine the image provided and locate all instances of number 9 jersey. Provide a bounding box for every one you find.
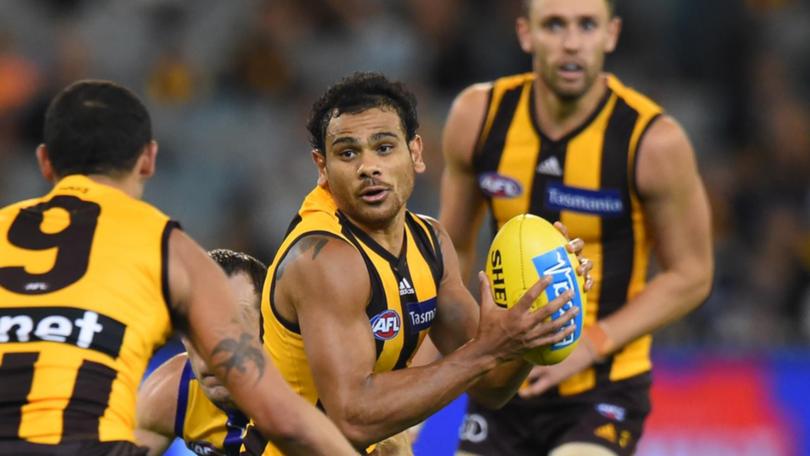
[0,175,175,447]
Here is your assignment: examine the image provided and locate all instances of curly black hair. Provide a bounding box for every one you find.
[306,72,419,154]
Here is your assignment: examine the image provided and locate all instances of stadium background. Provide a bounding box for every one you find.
[0,0,808,454]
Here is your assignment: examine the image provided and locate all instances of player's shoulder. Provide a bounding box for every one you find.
[286,232,358,262]
[278,232,366,285]
[606,74,663,115]
[410,213,441,233]
[448,81,493,119]
[492,72,535,90]
[636,114,693,170]
[409,213,451,250]
[276,231,371,314]
[137,353,186,434]
[109,192,172,226]
[451,72,533,107]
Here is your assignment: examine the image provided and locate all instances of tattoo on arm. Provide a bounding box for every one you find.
[210,333,266,385]
[276,235,332,281]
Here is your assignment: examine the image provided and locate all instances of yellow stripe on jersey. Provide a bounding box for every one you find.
[0,175,174,444]
[492,80,538,225]
[473,73,663,395]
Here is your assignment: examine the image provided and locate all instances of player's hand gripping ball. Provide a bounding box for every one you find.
[485,214,586,365]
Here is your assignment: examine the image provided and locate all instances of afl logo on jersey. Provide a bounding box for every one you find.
[370,309,401,341]
[478,172,523,198]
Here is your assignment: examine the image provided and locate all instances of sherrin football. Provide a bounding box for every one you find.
[485,214,586,365]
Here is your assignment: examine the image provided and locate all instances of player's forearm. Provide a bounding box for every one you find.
[230,367,356,455]
[466,359,532,409]
[259,392,357,455]
[332,339,499,447]
[599,264,712,356]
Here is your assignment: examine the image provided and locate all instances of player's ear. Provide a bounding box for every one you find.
[136,140,158,179]
[409,135,426,174]
[516,16,533,54]
[604,16,622,53]
[36,144,57,183]
[312,149,328,188]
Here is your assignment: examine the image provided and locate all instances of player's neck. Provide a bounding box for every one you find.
[533,74,608,141]
[347,210,407,258]
[85,173,145,199]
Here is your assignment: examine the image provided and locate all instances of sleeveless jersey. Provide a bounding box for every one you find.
[242,186,443,455]
[0,175,175,445]
[175,359,248,456]
[473,73,663,395]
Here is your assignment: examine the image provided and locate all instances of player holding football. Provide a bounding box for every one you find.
[440,0,714,454]
[241,72,589,455]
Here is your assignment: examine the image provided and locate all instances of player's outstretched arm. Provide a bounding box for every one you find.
[166,228,356,456]
[277,234,576,449]
[439,83,491,280]
[135,354,185,455]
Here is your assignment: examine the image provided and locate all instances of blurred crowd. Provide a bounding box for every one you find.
[0,0,808,350]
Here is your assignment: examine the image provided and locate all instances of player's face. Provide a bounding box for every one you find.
[314,107,426,231]
[182,272,259,410]
[517,0,620,100]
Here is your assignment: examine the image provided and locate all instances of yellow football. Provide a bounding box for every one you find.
[485,214,586,365]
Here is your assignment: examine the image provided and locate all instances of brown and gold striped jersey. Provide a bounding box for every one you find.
[0,175,175,445]
[473,73,662,395]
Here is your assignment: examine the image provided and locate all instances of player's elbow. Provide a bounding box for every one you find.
[694,268,713,304]
[682,258,714,312]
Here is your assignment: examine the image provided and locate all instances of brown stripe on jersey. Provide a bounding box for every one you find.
[241,425,267,455]
[476,83,530,240]
[0,352,38,439]
[593,98,638,386]
[472,87,495,157]
[61,360,117,441]
[422,217,444,283]
[405,214,442,288]
[598,97,639,319]
[161,220,181,330]
[629,112,662,199]
[473,86,523,174]
[339,217,389,360]
[528,138,564,223]
[392,263,419,370]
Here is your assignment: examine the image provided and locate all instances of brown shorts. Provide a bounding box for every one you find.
[457,373,651,456]
[0,440,147,456]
